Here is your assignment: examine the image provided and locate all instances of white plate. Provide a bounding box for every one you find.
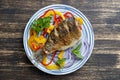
[23,4,94,75]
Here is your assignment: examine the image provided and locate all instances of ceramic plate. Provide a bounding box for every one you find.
[23,4,94,75]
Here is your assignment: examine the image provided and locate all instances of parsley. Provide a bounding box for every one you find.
[56,58,66,68]
[72,42,83,59]
[31,16,52,35]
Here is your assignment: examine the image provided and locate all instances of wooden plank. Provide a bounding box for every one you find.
[0,0,120,80]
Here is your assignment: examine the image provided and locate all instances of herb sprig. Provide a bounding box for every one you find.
[31,16,52,35]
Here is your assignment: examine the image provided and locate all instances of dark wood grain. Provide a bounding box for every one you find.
[0,0,120,80]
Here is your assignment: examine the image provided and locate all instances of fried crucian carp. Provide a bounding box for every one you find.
[42,17,82,54]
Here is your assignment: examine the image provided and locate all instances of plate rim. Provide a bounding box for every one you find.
[23,4,94,75]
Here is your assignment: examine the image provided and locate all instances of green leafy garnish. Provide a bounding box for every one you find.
[72,42,83,59]
[56,58,66,68]
[31,16,52,35]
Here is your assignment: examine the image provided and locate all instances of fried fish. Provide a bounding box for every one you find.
[42,17,82,54]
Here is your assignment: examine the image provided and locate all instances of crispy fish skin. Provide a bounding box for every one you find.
[42,17,82,54]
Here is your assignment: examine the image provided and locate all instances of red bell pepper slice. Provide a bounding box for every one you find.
[41,51,57,66]
[79,26,82,30]
[39,9,57,25]
[64,12,74,18]
[31,42,43,51]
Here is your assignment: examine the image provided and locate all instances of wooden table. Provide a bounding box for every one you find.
[0,0,120,80]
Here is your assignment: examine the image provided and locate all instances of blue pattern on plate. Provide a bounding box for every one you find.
[23,4,94,75]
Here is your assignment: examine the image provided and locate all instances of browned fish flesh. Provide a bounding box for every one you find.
[42,17,82,54]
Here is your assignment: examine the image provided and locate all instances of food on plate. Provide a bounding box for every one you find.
[42,17,82,55]
[28,9,84,70]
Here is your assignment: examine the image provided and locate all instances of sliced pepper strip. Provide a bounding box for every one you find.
[30,29,36,37]
[28,29,46,51]
[40,9,57,25]
[58,51,64,59]
[76,17,83,25]
[34,35,47,44]
[56,16,62,23]
[64,12,74,18]
[28,36,35,50]
[41,51,57,66]
[31,42,43,51]
[28,29,36,51]
[42,55,48,64]
[47,25,54,34]
[79,25,82,30]
[40,9,65,25]
[41,28,47,37]
[76,17,83,30]
[46,64,60,70]
[42,52,60,70]
[41,9,65,20]
[40,9,55,18]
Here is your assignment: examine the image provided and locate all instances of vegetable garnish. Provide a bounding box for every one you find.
[45,64,60,70]
[76,17,83,25]
[79,26,82,30]
[46,25,54,34]
[56,16,62,24]
[28,9,85,70]
[40,9,65,25]
[40,9,57,25]
[41,51,57,66]
[31,16,52,35]
[56,58,66,68]
[58,51,64,59]
[28,29,46,51]
[72,42,83,59]
[64,12,74,18]
[40,9,56,18]
[31,42,43,51]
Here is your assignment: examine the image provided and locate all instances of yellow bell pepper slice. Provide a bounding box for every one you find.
[76,17,83,25]
[28,29,47,51]
[47,25,54,34]
[44,10,65,20]
[58,51,65,59]
[30,29,36,37]
[28,36,34,50]
[34,35,47,44]
[42,55,60,70]
[46,64,60,70]
[42,55,48,64]
[28,29,36,50]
